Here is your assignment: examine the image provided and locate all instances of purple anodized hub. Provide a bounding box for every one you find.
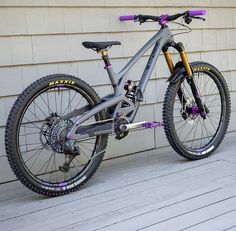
[191,105,200,115]
[191,105,207,117]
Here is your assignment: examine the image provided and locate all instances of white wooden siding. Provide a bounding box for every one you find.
[0,0,235,183]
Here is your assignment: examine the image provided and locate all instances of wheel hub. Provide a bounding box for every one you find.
[181,101,209,123]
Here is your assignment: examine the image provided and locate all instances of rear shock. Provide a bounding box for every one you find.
[124,80,136,102]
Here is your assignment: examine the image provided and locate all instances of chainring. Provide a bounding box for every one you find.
[114,117,129,140]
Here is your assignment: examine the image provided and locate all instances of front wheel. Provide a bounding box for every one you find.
[5,74,108,196]
[163,62,231,160]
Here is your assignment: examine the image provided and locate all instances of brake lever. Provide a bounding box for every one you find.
[191,16,206,21]
[133,19,143,25]
[137,17,146,25]
[184,15,206,24]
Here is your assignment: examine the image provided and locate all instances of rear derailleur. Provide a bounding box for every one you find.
[59,153,78,173]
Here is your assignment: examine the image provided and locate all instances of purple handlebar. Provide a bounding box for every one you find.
[189,9,207,17]
[119,15,136,21]
[119,9,206,23]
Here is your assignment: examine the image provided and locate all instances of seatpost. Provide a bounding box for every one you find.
[98,49,119,94]
[99,50,111,67]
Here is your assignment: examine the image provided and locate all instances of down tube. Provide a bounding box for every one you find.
[138,42,162,94]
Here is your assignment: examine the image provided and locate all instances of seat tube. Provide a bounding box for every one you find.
[100,50,119,94]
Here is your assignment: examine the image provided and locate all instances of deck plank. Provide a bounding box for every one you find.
[0,160,234,225]
[57,186,236,231]
[0,133,235,231]
[138,197,236,231]
[178,210,236,231]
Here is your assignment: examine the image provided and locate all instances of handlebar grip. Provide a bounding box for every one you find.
[119,15,136,21]
[189,9,207,16]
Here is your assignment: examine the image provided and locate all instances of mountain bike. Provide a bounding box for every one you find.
[5,9,231,196]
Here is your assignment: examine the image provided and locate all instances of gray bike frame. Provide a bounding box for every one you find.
[66,27,174,140]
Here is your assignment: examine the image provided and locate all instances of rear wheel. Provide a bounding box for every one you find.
[5,74,108,196]
[163,62,231,160]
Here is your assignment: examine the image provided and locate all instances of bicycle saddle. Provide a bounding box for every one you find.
[82,41,121,50]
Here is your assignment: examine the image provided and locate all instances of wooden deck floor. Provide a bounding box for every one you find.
[1,133,236,231]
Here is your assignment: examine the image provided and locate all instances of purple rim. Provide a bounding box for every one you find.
[191,105,200,115]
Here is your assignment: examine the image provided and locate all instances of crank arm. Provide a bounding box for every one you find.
[120,121,163,132]
[67,119,163,140]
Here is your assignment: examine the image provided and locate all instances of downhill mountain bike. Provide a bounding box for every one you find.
[5,9,231,196]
